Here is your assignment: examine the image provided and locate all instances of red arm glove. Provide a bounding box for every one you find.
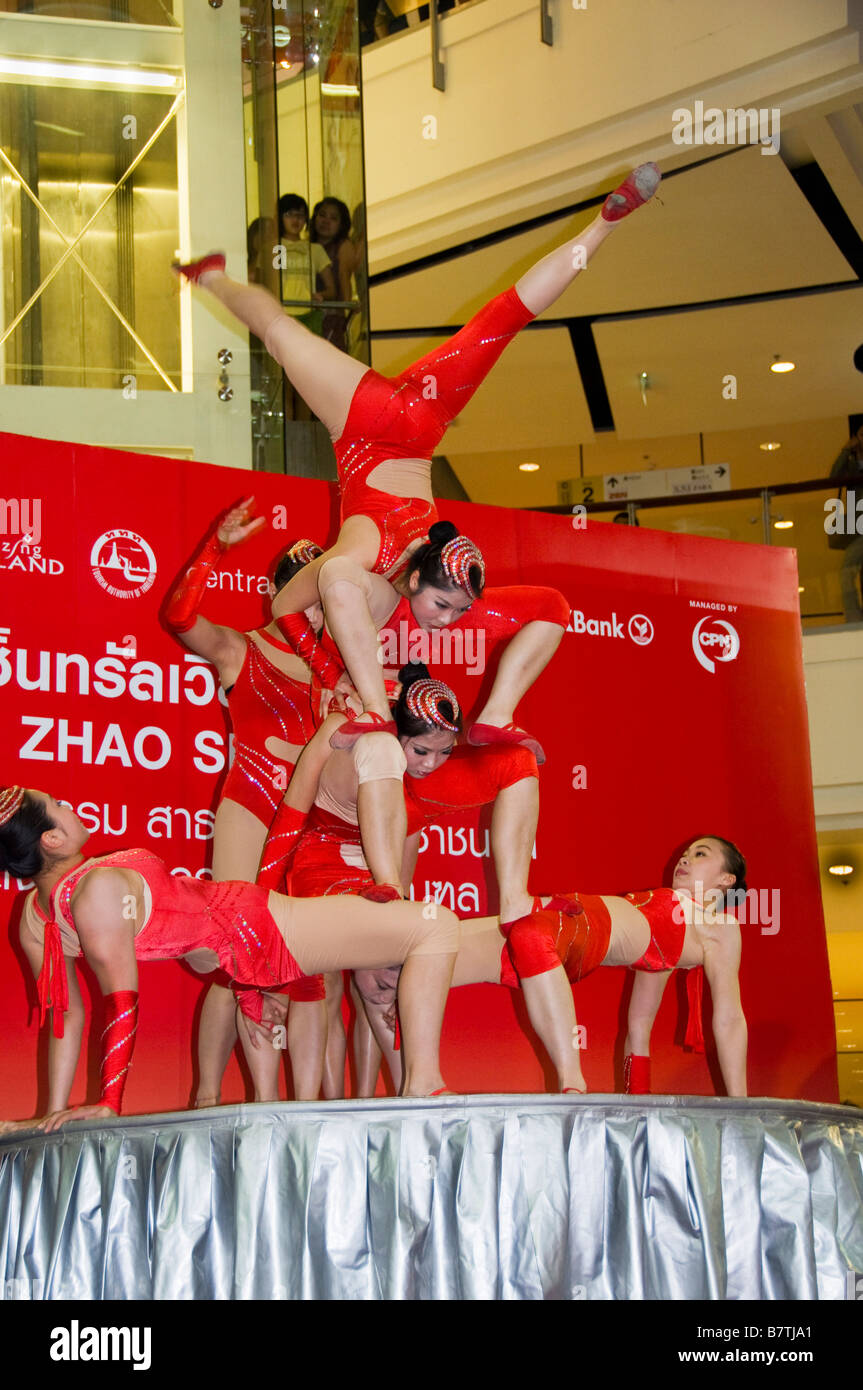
[257,803,308,891]
[276,613,345,690]
[164,530,226,634]
[98,989,139,1115]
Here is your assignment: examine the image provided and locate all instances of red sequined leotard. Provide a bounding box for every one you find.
[221,631,316,825]
[334,288,535,575]
[25,848,309,1038]
[289,745,538,897]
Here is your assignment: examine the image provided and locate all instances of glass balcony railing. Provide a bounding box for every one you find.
[242,0,369,475]
[360,0,477,48]
[542,474,863,630]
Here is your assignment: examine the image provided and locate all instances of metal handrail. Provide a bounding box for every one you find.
[280,298,360,311]
[538,472,863,516]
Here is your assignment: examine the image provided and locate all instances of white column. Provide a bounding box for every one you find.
[177,0,252,469]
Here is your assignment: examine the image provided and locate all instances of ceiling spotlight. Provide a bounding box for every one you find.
[828,863,854,881]
[798,585,805,593]
[760,442,781,451]
[770,356,795,373]
[519,462,540,472]
[773,518,793,530]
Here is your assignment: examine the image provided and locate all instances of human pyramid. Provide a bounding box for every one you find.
[0,165,749,1132]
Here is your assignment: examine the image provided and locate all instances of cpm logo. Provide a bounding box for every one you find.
[692,616,740,673]
[91,530,157,600]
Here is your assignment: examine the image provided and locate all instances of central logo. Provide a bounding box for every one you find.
[91,529,157,599]
[692,616,740,673]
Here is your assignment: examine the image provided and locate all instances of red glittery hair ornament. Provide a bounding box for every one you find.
[405,679,460,733]
[287,538,324,566]
[440,535,485,599]
[0,785,25,827]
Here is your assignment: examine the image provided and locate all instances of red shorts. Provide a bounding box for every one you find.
[501,895,612,988]
[335,289,534,575]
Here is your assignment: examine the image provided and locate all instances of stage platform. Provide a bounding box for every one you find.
[1,1095,861,1301]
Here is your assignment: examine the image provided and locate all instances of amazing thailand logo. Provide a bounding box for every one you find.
[91,530,157,599]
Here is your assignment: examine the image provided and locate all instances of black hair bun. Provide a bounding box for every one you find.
[427,520,458,546]
[398,661,431,689]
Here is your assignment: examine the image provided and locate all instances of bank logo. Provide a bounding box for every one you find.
[570,609,654,644]
[91,529,157,599]
[627,614,654,646]
[693,616,740,673]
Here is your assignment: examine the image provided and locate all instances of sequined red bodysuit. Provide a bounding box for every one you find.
[221,631,316,825]
[28,848,307,1038]
[289,745,537,896]
[334,288,535,575]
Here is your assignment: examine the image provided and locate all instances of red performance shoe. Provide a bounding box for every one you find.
[330,711,397,750]
[173,252,226,284]
[601,162,661,222]
[467,722,546,765]
[623,1054,651,1095]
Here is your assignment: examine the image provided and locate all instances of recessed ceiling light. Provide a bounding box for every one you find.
[519,462,540,472]
[760,441,781,451]
[774,519,793,529]
[828,863,854,877]
[798,585,805,593]
[770,357,795,373]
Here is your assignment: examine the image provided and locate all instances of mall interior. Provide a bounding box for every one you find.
[1,0,861,1103]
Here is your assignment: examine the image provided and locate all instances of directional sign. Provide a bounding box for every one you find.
[569,465,732,506]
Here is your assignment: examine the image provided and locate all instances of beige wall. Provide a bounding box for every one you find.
[361,0,857,268]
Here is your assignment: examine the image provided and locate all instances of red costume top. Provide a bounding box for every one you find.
[320,586,570,716]
[334,288,534,575]
[625,889,704,1050]
[404,745,537,837]
[221,631,316,825]
[290,745,537,897]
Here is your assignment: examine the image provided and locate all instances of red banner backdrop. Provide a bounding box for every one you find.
[0,432,837,1112]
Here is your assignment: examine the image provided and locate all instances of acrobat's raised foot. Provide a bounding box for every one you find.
[601,162,661,222]
[173,252,226,284]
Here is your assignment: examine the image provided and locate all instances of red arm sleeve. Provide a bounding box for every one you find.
[276,614,345,690]
[257,803,309,891]
[98,989,139,1114]
[164,531,226,633]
